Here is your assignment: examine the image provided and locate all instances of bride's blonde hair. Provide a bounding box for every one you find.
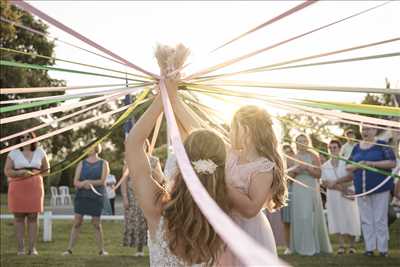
[158,130,229,266]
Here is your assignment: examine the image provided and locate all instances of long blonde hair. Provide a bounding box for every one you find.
[160,129,229,266]
[232,105,287,210]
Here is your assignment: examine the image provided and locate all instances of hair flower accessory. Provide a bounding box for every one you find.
[192,159,218,175]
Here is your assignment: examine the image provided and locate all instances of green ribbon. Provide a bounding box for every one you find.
[0,84,147,113]
[39,89,151,178]
[0,47,152,82]
[0,60,147,82]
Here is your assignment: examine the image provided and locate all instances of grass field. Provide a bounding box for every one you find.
[1,193,399,267]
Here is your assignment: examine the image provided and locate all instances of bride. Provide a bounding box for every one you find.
[125,44,230,266]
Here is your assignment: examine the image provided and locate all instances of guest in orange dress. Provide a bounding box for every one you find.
[4,132,50,256]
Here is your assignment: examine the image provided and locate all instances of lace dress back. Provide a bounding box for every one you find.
[148,217,204,267]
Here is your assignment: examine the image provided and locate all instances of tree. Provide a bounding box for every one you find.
[278,113,335,151]
[0,0,66,192]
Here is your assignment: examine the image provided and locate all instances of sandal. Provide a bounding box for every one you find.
[337,247,345,255]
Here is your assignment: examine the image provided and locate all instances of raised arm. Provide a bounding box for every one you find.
[125,91,165,221]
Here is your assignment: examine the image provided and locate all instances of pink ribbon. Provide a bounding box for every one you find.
[185,1,390,80]
[11,0,159,79]
[1,87,138,124]
[212,0,318,52]
[159,79,286,266]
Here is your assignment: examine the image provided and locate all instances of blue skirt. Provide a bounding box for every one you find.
[74,196,104,217]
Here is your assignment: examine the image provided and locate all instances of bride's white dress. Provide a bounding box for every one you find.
[148,217,204,267]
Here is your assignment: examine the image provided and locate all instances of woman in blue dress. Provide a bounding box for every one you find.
[331,125,396,257]
[62,144,110,256]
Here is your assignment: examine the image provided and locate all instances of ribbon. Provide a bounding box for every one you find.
[0,88,149,154]
[90,184,103,196]
[0,47,152,82]
[193,80,400,95]
[199,37,400,80]
[0,16,150,72]
[0,85,149,112]
[185,85,400,129]
[11,1,159,79]
[29,89,151,178]
[149,113,163,154]
[0,83,133,94]
[184,1,391,80]
[0,60,147,83]
[1,86,144,125]
[1,100,108,143]
[159,79,286,266]
[212,0,318,52]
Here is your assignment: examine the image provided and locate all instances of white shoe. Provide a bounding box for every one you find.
[62,250,72,256]
[17,251,25,256]
[283,248,292,255]
[135,251,145,257]
[28,249,39,256]
[99,250,109,256]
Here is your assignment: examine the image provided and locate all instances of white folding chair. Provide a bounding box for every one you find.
[58,186,72,206]
[50,186,63,207]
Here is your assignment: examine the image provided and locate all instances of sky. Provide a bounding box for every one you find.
[25,0,400,127]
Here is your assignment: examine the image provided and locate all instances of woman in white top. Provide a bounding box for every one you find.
[321,140,360,254]
[4,132,50,255]
[125,75,230,266]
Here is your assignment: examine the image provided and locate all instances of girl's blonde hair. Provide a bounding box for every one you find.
[232,105,287,210]
[158,129,229,266]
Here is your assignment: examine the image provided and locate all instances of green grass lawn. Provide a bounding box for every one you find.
[1,190,399,266]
